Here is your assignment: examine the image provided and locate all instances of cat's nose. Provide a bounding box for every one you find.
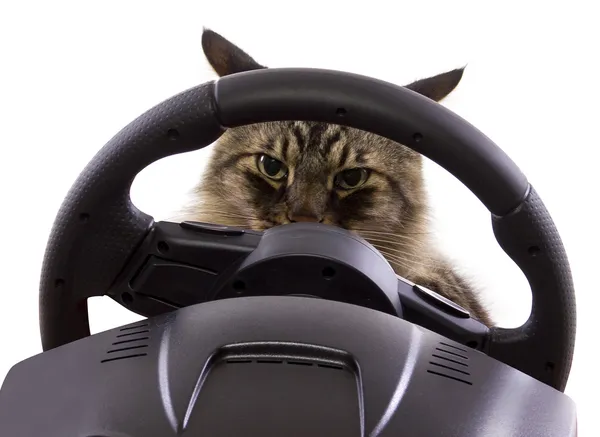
[289,215,323,223]
[287,210,323,223]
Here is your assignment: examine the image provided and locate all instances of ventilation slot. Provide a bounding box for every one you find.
[427,341,473,385]
[439,341,468,353]
[225,358,345,371]
[116,330,149,338]
[107,344,149,354]
[102,325,150,364]
[101,353,147,364]
[112,337,149,346]
[119,323,149,331]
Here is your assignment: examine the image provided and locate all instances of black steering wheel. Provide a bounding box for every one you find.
[38,68,576,392]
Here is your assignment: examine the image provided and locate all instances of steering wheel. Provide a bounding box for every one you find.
[38,68,576,392]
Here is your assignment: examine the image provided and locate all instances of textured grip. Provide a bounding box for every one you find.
[489,185,576,391]
[39,82,224,351]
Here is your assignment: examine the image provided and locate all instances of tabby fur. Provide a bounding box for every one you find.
[178,29,492,326]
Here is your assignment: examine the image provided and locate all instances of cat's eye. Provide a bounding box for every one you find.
[335,168,370,190]
[257,154,288,180]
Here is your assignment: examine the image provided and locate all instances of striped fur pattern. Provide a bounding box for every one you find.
[179,29,492,326]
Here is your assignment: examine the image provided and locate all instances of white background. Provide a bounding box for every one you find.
[0,0,598,434]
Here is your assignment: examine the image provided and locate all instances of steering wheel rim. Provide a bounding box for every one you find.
[38,67,576,392]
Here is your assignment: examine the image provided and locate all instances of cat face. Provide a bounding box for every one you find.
[187,30,493,326]
[200,119,425,233]
[192,29,464,237]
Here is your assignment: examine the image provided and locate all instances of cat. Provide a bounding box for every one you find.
[177,28,492,327]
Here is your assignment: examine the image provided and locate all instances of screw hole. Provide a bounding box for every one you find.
[121,292,133,305]
[413,132,423,142]
[157,241,169,254]
[466,340,478,349]
[54,278,65,288]
[322,266,336,279]
[79,213,90,223]
[233,280,246,293]
[545,361,555,372]
[335,107,347,116]
[167,128,180,140]
[528,245,541,257]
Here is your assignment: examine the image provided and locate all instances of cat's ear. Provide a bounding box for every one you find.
[201,28,266,77]
[405,67,465,102]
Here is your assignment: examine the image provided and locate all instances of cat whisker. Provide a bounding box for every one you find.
[384,247,447,267]
[375,248,439,270]
[370,244,431,262]
[368,241,427,255]
[359,235,427,249]
[353,228,433,237]
[358,236,430,252]
[379,256,414,274]
[376,249,469,292]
